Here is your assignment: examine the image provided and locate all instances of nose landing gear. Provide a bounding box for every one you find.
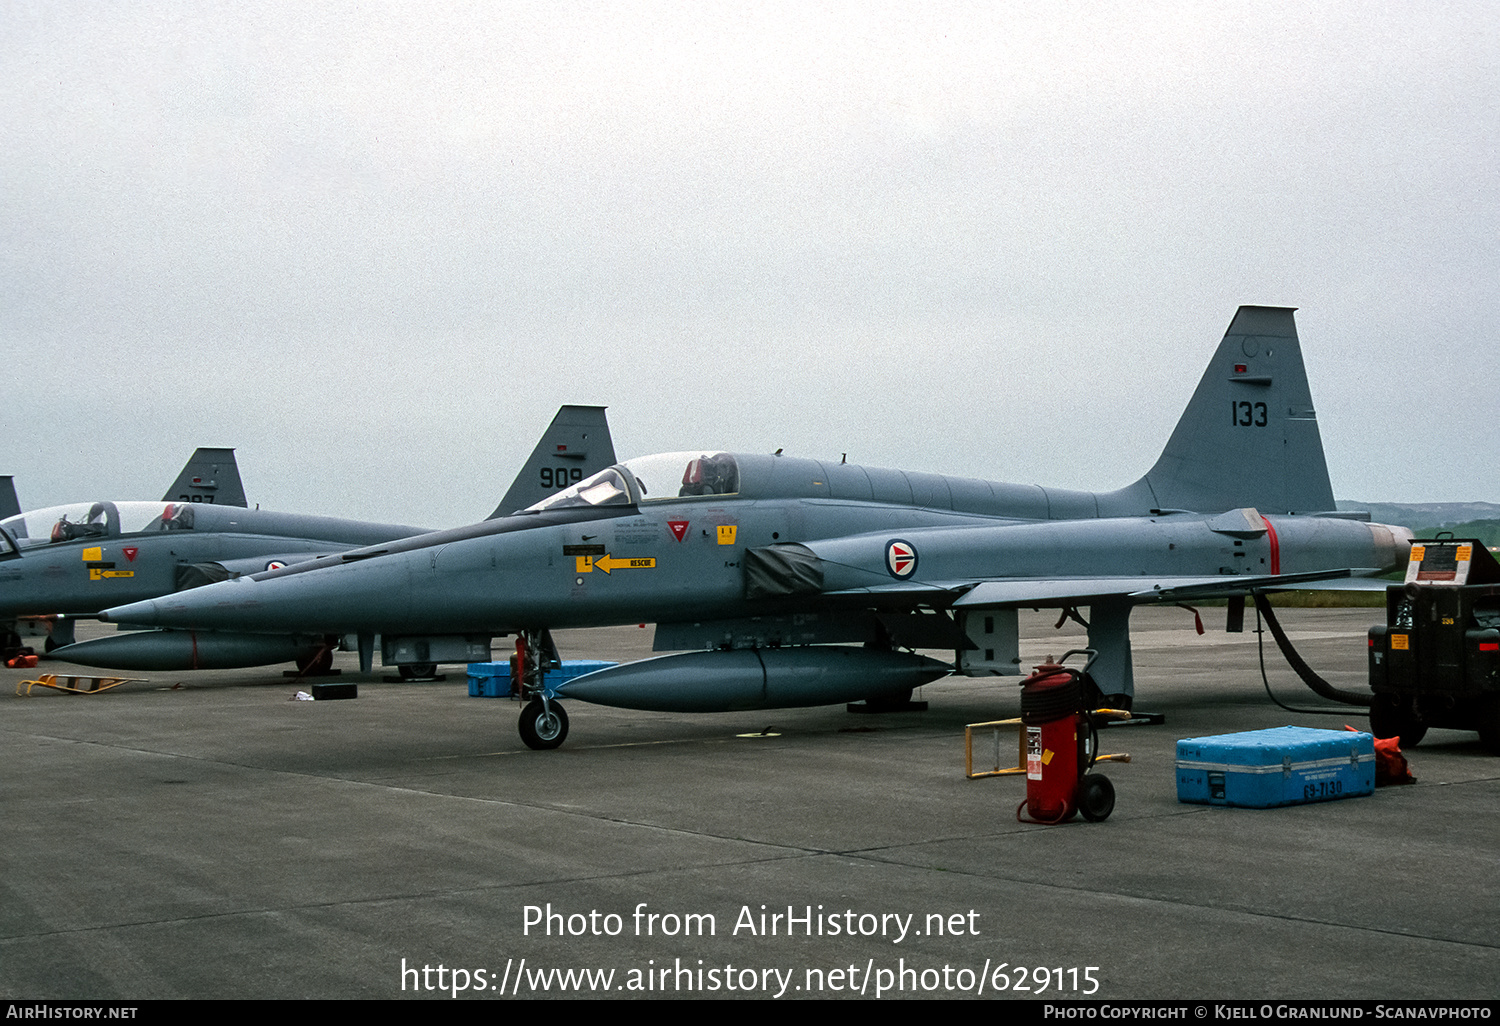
[512,629,569,750]
[519,696,569,750]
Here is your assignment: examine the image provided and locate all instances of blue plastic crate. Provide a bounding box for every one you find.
[550,660,617,683]
[466,660,617,698]
[466,662,511,698]
[1176,726,1375,808]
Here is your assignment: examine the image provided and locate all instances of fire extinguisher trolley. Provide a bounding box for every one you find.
[1015,649,1131,824]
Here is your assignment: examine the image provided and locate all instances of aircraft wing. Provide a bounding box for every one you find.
[822,568,1385,608]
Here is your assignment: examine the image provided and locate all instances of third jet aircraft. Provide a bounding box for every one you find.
[9,407,614,673]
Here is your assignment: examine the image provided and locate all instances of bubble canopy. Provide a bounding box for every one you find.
[524,452,740,512]
[1,501,197,549]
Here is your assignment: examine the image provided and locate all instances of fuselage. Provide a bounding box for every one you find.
[99,451,1409,636]
[0,499,428,621]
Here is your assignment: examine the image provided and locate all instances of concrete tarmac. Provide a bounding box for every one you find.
[2,608,1496,1000]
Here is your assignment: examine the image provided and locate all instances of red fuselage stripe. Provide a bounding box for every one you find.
[1263,516,1281,575]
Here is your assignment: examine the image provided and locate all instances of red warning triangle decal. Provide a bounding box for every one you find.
[667,520,690,542]
[122,547,139,562]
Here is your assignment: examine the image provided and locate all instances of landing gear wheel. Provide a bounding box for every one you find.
[862,687,913,712]
[1477,698,1500,755]
[399,663,437,680]
[297,648,335,674]
[1369,694,1426,748]
[1076,773,1116,822]
[519,698,568,750]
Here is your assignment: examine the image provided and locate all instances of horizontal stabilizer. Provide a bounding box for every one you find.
[946,568,1369,607]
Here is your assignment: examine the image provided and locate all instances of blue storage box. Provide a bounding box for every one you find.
[1176,726,1375,808]
[550,660,617,683]
[467,662,511,697]
[467,660,617,698]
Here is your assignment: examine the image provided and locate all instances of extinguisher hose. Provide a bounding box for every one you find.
[1021,676,1084,724]
[1251,592,1372,710]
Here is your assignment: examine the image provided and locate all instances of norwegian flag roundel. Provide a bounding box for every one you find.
[885,539,918,579]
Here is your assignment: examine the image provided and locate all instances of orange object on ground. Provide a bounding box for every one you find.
[1346,724,1415,786]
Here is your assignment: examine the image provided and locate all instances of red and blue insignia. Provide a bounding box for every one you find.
[886,539,917,579]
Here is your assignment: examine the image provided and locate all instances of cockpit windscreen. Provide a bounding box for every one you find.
[623,452,740,500]
[0,501,195,548]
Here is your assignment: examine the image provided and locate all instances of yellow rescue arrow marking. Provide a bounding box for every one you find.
[578,554,657,574]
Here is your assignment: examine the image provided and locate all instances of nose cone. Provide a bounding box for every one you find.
[99,597,168,626]
[103,555,414,634]
[103,578,270,631]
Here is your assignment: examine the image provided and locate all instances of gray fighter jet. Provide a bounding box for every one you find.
[2,447,249,652]
[8,406,613,671]
[1,446,240,525]
[102,308,1411,748]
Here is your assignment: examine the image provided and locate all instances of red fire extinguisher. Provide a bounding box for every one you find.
[1016,650,1116,824]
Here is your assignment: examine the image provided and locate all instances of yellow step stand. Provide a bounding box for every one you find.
[17,673,147,697]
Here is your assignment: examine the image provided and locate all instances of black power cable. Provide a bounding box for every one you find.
[1251,592,1372,715]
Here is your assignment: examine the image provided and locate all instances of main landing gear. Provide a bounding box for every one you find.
[512,629,569,750]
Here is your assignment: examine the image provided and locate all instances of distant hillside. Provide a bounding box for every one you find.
[1336,500,1500,531]
[1411,519,1500,549]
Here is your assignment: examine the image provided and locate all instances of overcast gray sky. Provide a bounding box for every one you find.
[4,2,1495,527]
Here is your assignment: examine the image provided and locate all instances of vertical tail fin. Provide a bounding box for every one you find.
[488,406,617,518]
[1139,306,1335,515]
[163,448,248,507]
[0,476,20,520]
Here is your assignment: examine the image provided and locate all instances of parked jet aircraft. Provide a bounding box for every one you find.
[10,406,614,672]
[1,447,239,526]
[2,447,247,652]
[101,309,1411,748]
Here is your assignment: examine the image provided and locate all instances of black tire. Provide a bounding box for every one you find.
[297,648,334,675]
[1369,694,1427,748]
[1477,698,1500,755]
[862,687,914,712]
[519,698,568,750]
[1076,773,1116,823]
[399,663,437,680]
